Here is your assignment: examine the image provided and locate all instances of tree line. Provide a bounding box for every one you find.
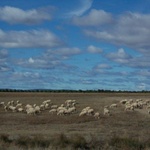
[0,89,149,93]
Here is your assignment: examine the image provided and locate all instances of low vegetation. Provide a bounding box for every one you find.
[0,92,150,149]
[0,133,150,150]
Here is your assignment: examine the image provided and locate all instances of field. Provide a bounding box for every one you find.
[0,92,150,149]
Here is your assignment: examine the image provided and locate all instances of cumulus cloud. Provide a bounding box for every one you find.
[106,48,132,64]
[84,11,150,54]
[72,9,113,26]
[105,48,150,68]
[0,49,13,72]
[0,6,53,25]
[0,29,62,48]
[65,0,93,18]
[87,45,103,53]
[16,47,81,69]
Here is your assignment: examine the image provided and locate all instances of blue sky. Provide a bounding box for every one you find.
[0,0,150,91]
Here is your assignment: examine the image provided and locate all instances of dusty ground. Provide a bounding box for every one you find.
[0,92,149,142]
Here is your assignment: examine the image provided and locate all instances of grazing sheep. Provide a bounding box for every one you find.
[26,107,35,115]
[17,107,24,112]
[79,110,87,117]
[16,100,20,104]
[94,112,100,119]
[87,108,94,116]
[57,109,67,116]
[104,108,111,116]
[67,106,76,114]
[110,104,117,108]
[146,105,150,109]
[51,105,58,109]
[40,104,45,110]
[120,99,127,104]
[16,103,22,109]
[0,102,5,106]
[49,109,57,114]
[125,105,134,111]
[8,106,16,112]
[34,106,41,114]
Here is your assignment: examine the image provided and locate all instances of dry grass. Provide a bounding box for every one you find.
[0,92,150,149]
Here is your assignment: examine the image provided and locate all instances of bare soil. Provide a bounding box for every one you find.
[0,92,150,142]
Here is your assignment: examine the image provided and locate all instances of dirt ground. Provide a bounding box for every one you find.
[0,92,150,141]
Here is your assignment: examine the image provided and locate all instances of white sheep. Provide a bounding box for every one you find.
[87,108,94,116]
[67,106,76,114]
[110,104,117,108]
[34,106,41,114]
[125,105,134,111]
[26,107,35,115]
[57,109,67,116]
[51,105,58,109]
[79,110,87,117]
[8,106,16,112]
[49,109,57,114]
[120,99,127,104]
[17,107,24,112]
[104,108,111,116]
[94,112,100,119]
[0,102,5,106]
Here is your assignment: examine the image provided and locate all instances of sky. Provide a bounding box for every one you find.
[0,0,150,91]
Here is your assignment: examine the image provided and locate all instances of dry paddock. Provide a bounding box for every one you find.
[0,92,150,146]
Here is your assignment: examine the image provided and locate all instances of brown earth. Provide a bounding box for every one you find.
[0,92,149,142]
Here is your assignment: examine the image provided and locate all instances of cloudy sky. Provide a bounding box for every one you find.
[0,0,150,91]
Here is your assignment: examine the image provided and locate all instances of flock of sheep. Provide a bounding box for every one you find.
[0,98,150,120]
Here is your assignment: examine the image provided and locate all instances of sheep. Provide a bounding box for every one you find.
[120,99,127,104]
[146,105,150,109]
[4,105,8,112]
[17,107,24,112]
[49,109,57,114]
[51,105,58,109]
[125,105,134,111]
[67,106,76,114]
[131,102,138,109]
[0,102,5,106]
[10,100,14,105]
[40,104,45,110]
[94,112,100,119]
[8,106,16,112]
[16,103,22,109]
[26,107,35,115]
[44,103,49,109]
[104,108,111,116]
[110,103,117,108]
[34,106,41,114]
[25,104,32,110]
[57,109,67,116]
[16,100,20,104]
[87,108,94,116]
[79,110,87,117]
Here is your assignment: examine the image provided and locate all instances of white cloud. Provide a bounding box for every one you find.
[16,47,81,69]
[28,57,34,63]
[84,11,150,54]
[72,9,113,26]
[106,48,132,64]
[87,45,103,53]
[0,29,62,48]
[0,6,52,25]
[66,0,93,17]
